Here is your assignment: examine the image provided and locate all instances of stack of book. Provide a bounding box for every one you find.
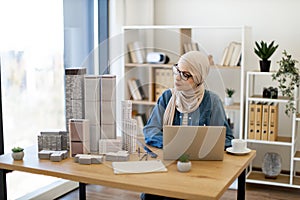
[219,41,242,66]
[248,102,278,141]
[132,111,147,139]
[127,78,146,101]
[183,42,200,53]
[127,41,145,64]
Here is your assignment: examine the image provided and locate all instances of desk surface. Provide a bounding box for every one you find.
[0,146,255,200]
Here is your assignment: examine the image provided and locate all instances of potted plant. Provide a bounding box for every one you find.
[11,147,24,160]
[224,88,235,106]
[177,154,191,172]
[254,40,279,72]
[272,50,300,116]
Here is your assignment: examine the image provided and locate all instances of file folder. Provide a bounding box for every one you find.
[254,102,263,140]
[248,102,256,139]
[261,102,270,140]
[268,103,279,141]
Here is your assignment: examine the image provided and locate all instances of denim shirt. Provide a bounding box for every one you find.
[143,89,234,149]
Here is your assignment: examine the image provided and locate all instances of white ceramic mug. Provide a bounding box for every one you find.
[231,139,247,152]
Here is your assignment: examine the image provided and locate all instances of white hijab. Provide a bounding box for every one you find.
[163,51,210,125]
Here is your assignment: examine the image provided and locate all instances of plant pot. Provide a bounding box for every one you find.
[12,151,24,160]
[260,60,271,72]
[224,97,234,106]
[177,161,191,172]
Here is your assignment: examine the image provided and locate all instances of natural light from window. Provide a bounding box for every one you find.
[0,0,65,199]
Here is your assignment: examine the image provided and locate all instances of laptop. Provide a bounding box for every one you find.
[163,125,226,161]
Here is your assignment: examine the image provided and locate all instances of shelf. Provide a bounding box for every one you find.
[247,70,276,75]
[294,151,300,161]
[248,95,290,103]
[296,114,300,121]
[210,65,241,70]
[125,63,173,68]
[130,100,156,106]
[247,171,290,186]
[247,171,300,188]
[293,176,300,186]
[223,102,240,110]
[246,136,292,146]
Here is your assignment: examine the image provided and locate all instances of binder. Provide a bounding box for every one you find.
[261,102,270,140]
[268,103,279,141]
[248,102,256,139]
[254,102,263,140]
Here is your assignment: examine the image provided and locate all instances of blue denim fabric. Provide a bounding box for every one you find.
[143,89,234,148]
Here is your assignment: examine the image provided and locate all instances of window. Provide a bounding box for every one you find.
[0,0,64,199]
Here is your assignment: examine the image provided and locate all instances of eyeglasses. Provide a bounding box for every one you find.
[172,64,193,81]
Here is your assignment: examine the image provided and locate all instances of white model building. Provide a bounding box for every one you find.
[121,100,137,153]
[100,74,116,139]
[84,75,101,153]
[84,75,116,154]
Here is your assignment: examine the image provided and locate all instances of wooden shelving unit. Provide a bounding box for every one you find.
[121,25,251,139]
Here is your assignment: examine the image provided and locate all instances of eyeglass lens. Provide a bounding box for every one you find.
[172,65,192,81]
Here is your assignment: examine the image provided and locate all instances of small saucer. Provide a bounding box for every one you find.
[226,147,251,155]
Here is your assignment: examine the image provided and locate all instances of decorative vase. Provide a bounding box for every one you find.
[177,161,191,172]
[260,60,271,72]
[224,97,234,106]
[12,151,24,160]
[262,152,282,179]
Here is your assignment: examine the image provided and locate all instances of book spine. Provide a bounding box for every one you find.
[127,79,142,100]
[135,79,146,100]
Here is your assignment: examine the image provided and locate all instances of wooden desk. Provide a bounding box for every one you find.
[0,146,255,200]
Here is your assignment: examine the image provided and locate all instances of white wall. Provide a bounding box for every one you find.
[153,0,300,69]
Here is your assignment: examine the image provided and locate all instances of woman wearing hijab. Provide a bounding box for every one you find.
[141,51,234,200]
[143,51,233,148]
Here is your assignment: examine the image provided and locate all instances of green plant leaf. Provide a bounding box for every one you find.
[272,50,299,116]
[254,40,279,61]
[178,154,190,162]
[12,147,24,153]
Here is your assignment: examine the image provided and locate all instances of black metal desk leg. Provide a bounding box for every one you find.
[0,169,7,200]
[79,182,86,200]
[237,169,246,200]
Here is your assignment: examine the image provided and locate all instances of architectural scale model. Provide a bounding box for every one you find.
[121,100,137,153]
[37,130,68,151]
[38,150,68,162]
[65,68,86,131]
[99,139,122,154]
[69,119,90,156]
[74,154,104,165]
[65,68,117,156]
[105,151,130,161]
